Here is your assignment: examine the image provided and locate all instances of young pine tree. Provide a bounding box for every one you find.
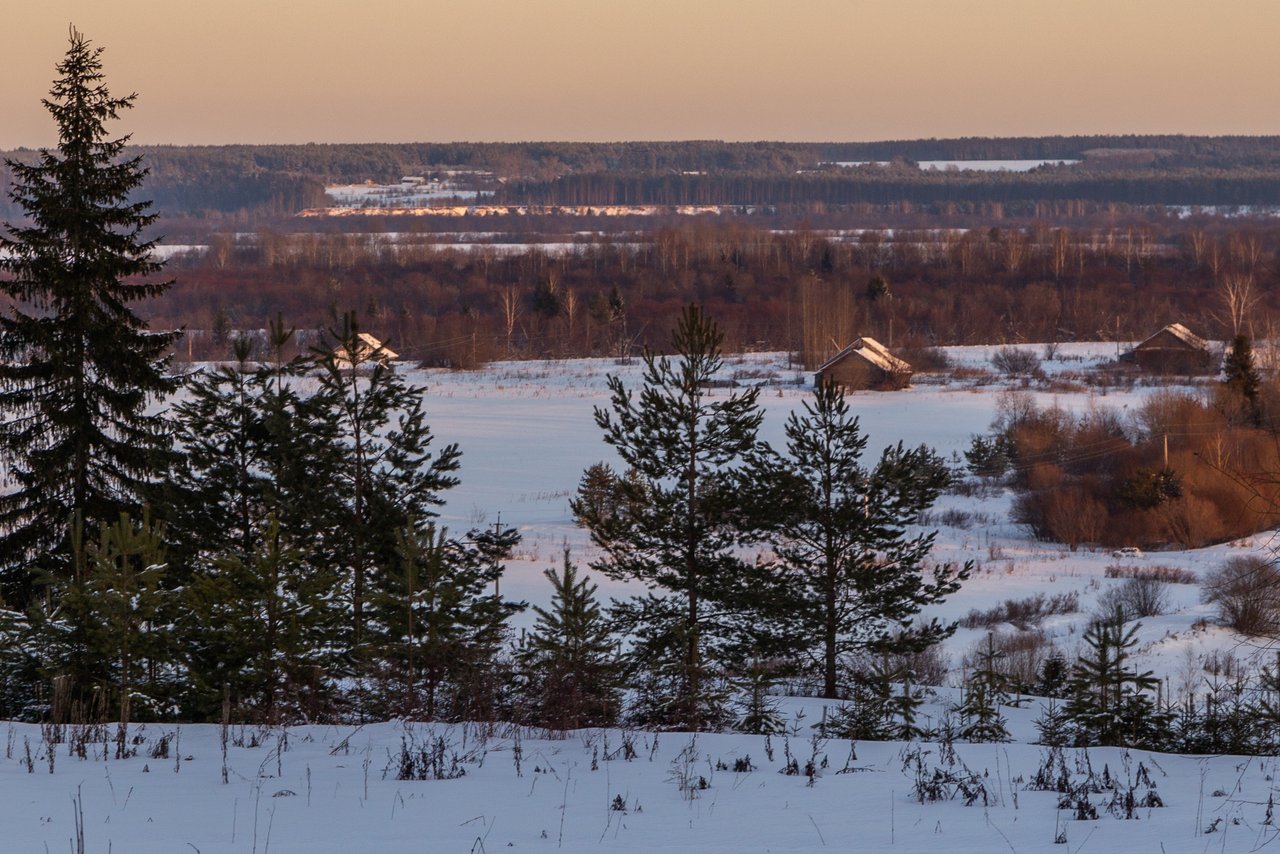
[372,523,522,720]
[0,30,177,604]
[772,378,969,698]
[1066,610,1169,747]
[957,634,1011,743]
[573,304,769,730]
[518,547,621,730]
[314,313,461,647]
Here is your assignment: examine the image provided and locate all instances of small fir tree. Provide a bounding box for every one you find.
[518,547,621,729]
[956,634,1011,742]
[1065,610,1170,747]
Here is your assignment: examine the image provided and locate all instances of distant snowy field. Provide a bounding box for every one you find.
[8,341,1279,853]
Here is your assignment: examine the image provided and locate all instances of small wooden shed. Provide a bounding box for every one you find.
[332,332,399,371]
[814,337,913,390]
[1127,323,1213,374]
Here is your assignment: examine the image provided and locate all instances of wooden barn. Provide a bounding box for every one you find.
[332,332,399,371]
[814,337,913,390]
[1126,323,1214,374]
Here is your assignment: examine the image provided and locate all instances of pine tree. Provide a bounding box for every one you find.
[164,337,271,570]
[957,634,1011,742]
[572,304,768,730]
[182,514,342,722]
[0,29,177,604]
[49,512,173,744]
[374,523,523,720]
[1065,610,1169,747]
[772,378,969,698]
[518,547,621,729]
[314,313,461,645]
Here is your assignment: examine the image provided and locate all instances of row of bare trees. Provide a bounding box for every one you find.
[148,220,1280,367]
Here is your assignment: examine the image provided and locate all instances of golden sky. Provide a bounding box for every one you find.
[5,0,1280,147]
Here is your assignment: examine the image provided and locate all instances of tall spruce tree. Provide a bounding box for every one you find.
[772,379,969,698]
[572,304,767,730]
[0,30,177,603]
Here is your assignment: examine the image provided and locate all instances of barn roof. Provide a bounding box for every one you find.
[333,332,398,368]
[816,337,912,375]
[1135,323,1208,352]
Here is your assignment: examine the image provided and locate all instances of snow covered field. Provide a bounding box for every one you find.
[4,713,1278,853]
[6,342,1278,853]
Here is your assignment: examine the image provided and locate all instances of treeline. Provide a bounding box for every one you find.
[11,137,1280,224]
[153,220,1280,366]
[817,134,1280,168]
[496,167,1280,208]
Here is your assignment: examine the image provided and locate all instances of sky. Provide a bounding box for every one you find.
[5,0,1280,148]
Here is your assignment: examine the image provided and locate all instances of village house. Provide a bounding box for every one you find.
[1125,323,1214,374]
[813,337,913,390]
[332,332,399,371]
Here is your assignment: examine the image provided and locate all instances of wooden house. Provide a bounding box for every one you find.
[814,337,913,390]
[1127,323,1213,374]
[332,333,399,371]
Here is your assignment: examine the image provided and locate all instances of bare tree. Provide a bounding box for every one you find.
[1216,273,1259,338]
[499,286,521,354]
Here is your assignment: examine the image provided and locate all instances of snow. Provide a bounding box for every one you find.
[6,343,1279,852]
[3,714,1277,852]
[834,159,1080,172]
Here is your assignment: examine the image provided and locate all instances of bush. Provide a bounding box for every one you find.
[1104,564,1197,585]
[959,592,1080,631]
[1096,576,1169,620]
[1203,556,1280,636]
[991,347,1042,378]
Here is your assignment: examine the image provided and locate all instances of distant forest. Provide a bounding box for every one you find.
[154,219,1280,367]
[7,136,1280,223]
[6,136,1280,366]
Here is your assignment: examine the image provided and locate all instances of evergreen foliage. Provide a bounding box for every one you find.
[370,523,523,720]
[770,378,969,697]
[956,634,1011,743]
[1065,610,1170,747]
[0,29,177,603]
[182,514,342,722]
[573,304,769,730]
[313,313,462,645]
[517,547,621,729]
[1222,333,1262,425]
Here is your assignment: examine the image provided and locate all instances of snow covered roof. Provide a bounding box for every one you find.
[816,336,912,375]
[1136,323,1208,352]
[333,333,398,368]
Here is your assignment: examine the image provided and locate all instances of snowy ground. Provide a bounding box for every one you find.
[4,711,1277,852]
[9,342,1280,852]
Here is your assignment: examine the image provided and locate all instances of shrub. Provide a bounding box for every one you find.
[1104,564,1197,585]
[1096,576,1169,620]
[1203,556,1280,636]
[991,346,1042,378]
[959,592,1080,631]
